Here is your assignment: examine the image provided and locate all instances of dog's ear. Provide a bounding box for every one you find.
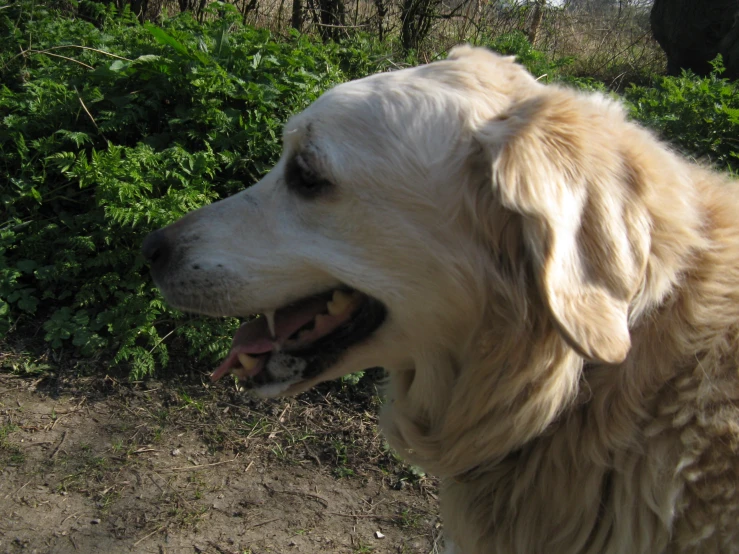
[476,91,650,364]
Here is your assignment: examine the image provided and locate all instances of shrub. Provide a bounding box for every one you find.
[623,58,739,173]
[0,1,362,378]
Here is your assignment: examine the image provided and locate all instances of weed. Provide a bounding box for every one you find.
[352,540,375,553]
[0,423,24,465]
[397,507,423,529]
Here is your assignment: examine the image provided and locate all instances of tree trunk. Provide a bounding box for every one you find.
[291,0,303,31]
[374,0,387,42]
[400,0,437,52]
[317,0,345,41]
[719,10,739,77]
[528,0,546,46]
[242,0,260,24]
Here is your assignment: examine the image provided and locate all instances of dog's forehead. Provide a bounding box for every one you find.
[282,64,476,161]
[283,70,414,140]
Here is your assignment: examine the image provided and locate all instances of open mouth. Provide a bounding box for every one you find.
[210,289,386,391]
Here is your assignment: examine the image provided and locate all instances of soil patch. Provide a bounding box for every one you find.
[0,366,441,554]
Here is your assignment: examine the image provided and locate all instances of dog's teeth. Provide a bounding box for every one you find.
[327,290,353,315]
[237,353,259,371]
[263,311,276,338]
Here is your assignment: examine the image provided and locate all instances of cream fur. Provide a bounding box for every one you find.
[151,46,739,553]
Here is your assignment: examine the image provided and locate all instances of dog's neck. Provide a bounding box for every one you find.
[381,314,584,477]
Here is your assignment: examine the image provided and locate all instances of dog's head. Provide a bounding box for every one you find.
[143,46,652,399]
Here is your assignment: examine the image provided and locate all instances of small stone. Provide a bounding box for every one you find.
[171,448,181,456]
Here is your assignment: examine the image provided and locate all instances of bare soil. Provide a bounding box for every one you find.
[0,364,441,554]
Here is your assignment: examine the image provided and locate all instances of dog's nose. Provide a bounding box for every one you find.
[141,229,171,270]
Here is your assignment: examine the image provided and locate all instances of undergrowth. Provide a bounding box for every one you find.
[1,1,737,379]
[1,1,386,378]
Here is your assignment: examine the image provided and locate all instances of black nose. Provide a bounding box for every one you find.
[142,229,171,271]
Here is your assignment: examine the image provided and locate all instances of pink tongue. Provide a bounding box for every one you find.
[210,295,332,382]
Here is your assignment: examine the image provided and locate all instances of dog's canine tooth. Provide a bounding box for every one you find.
[237,353,259,371]
[327,290,353,315]
[263,310,276,338]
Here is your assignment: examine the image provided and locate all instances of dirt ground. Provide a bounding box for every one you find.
[0,363,442,554]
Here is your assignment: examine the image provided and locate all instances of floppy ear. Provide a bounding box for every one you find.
[476,91,650,364]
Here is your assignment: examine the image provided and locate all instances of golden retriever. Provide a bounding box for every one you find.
[142,46,739,553]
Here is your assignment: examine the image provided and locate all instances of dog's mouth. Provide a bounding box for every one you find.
[210,289,386,393]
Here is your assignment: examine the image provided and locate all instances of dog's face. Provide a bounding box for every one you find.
[144,47,649,397]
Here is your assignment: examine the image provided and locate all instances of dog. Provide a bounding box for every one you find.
[142,46,739,553]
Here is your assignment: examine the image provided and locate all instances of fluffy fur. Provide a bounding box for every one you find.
[148,46,739,553]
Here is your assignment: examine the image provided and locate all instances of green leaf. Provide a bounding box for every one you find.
[144,23,191,58]
[16,260,38,274]
[109,60,129,72]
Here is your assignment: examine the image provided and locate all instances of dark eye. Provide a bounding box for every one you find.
[286,155,331,198]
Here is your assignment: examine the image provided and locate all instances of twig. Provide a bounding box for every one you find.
[133,525,166,547]
[262,484,329,508]
[268,405,291,440]
[208,541,239,554]
[36,44,133,62]
[147,474,165,495]
[244,517,280,530]
[327,511,397,523]
[133,447,159,454]
[49,413,70,431]
[148,327,178,355]
[27,49,93,70]
[313,21,369,28]
[164,457,239,472]
[74,86,103,138]
[50,430,68,459]
[60,511,80,525]
[5,479,32,499]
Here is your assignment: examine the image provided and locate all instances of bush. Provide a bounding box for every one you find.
[0,1,375,378]
[623,58,739,173]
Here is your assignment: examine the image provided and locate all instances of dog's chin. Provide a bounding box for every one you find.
[209,288,388,396]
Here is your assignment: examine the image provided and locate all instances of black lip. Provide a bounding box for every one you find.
[250,296,387,388]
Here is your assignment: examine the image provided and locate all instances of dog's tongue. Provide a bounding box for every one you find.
[211,295,331,381]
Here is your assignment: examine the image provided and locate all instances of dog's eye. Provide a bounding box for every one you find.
[286,155,331,198]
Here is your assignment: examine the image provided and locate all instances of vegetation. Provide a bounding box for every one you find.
[1,0,737,379]
[0,1,383,377]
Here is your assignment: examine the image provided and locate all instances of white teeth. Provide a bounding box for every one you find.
[263,310,276,338]
[237,353,259,371]
[327,290,353,316]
